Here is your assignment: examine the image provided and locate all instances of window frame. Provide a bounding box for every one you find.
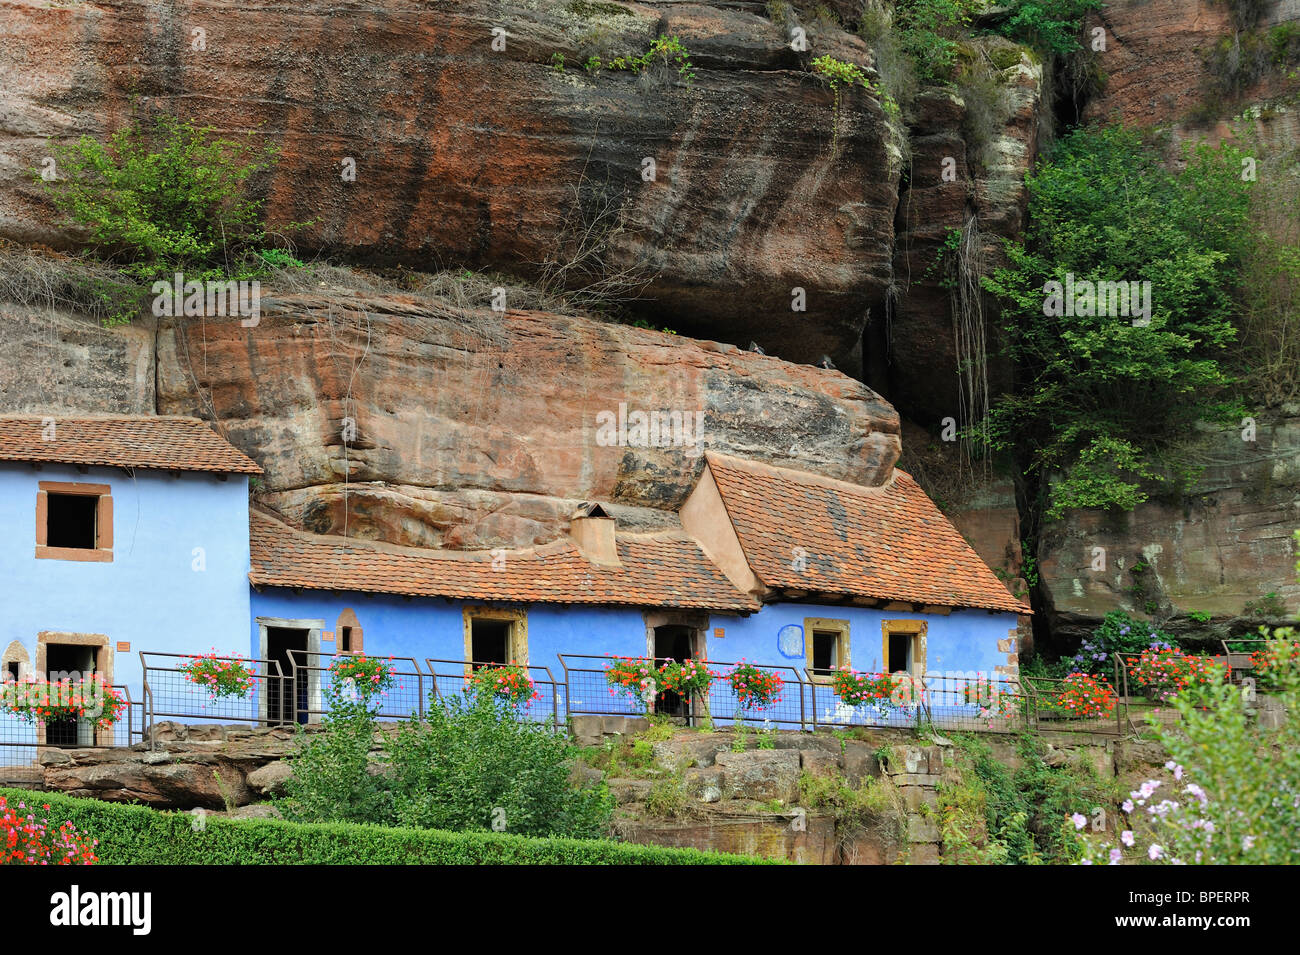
[36,481,113,563]
[804,617,850,683]
[881,619,927,675]
[462,606,529,676]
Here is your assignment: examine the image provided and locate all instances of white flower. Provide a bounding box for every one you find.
[1071,813,1088,830]
[1148,844,1164,860]
[1121,830,1135,847]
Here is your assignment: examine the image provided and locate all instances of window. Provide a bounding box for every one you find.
[462,607,528,674]
[335,608,363,654]
[47,494,97,548]
[36,482,112,562]
[1,641,29,684]
[881,620,927,675]
[470,619,511,666]
[804,617,850,681]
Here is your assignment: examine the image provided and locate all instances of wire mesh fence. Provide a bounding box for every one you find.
[1220,638,1267,684]
[559,655,660,720]
[425,658,563,724]
[0,682,138,781]
[286,650,426,724]
[1021,674,1125,736]
[558,655,807,728]
[922,674,1031,734]
[139,651,284,744]
[805,671,925,730]
[1113,650,1228,734]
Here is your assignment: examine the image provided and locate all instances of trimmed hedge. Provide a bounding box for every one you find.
[1,789,773,865]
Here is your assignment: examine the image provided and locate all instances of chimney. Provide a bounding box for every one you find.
[569,502,620,567]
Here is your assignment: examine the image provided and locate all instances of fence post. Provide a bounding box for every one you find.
[1112,653,1123,736]
[559,656,572,728]
[138,651,153,751]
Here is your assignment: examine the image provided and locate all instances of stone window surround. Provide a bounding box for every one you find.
[642,610,710,661]
[1,640,31,683]
[462,606,529,675]
[336,607,363,654]
[35,481,113,563]
[881,619,927,675]
[35,631,114,746]
[804,616,850,683]
[255,617,323,725]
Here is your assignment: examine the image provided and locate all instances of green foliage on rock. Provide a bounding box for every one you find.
[993,0,1101,57]
[37,113,282,283]
[980,124,1254,518]
[940,734,1115,864]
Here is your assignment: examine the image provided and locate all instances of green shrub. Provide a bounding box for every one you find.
[893,0,981,85]
[980,125,1254,518]
[277,698,389,826]
[1078,628,1300,864]
[943,734,1116,864]
[993,0,1100,57]
[384,694,614,839]
[37,113,285,283]
[0,788,768,865]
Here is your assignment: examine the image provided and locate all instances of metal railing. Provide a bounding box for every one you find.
[806,668,925,731]
[140,651,286,746]
[0,683,137,781]
[287,650,426,724]
[923,674,1032,734]
[115,645,1262,749]
[426,659,563,725]
[558,655,807,729]
[1220,639,1266,684]
[1114,650,1228,734]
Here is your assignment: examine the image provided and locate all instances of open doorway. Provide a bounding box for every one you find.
[256,617,323,726]
[36,632,110,747]
[266,627,309,725]
[45,642,95,746]
[653,624,698,719]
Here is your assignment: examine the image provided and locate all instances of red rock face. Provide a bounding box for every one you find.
[1082,0,1300,127]
[0,0,899,373]
[152,287,900,548]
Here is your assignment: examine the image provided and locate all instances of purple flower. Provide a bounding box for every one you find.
[1121,830,1135,847]
[1148,844,1164,860]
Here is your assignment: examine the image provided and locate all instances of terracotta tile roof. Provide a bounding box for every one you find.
[248,510,759,613]
[706,453,1029,614]
[0,415,262,475]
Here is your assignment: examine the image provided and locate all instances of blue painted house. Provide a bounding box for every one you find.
[0,415,260,747]
[1,415,1027,736]
[246,452,1027,724]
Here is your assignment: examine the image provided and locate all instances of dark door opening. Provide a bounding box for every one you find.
[267,627,309,725]
[469,618,512,670]
[45,643,95,746]
[888,632,912,674]
[653,625,696,718]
